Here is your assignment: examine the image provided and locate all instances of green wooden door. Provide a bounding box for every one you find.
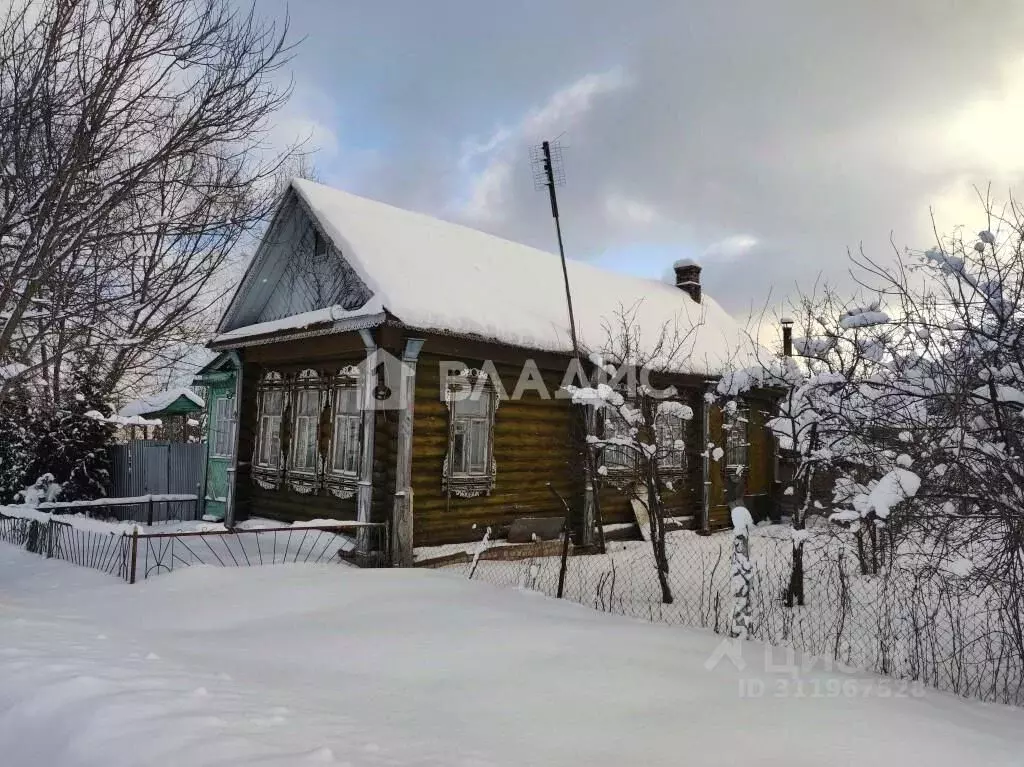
[203,379,236,521]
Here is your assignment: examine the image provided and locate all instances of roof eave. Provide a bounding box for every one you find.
[208,311,388,350]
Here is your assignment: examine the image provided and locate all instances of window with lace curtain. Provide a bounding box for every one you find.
[655,409,687,474]
[255,374,285,470]
[725,407,750,471]
[443,371,498,498]
[601,407,636,473]
[211,396,234,458]
[290,387,321,473]
[330,386,362,478]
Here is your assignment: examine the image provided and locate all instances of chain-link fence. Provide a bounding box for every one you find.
[419,525,1024,705]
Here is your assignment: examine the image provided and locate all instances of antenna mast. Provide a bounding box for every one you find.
[531,139,604,552]
[530,140,580,359]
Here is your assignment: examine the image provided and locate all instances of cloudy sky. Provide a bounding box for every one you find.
[256,0,1024,318]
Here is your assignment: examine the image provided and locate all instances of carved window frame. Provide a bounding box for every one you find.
[253,371,287,490]
[442,368,498,498]
[286,369,327,494]
[654,400,688,480]
[210,395,235,458]
[324,365,363,500]
[724,404,750,476]
[598,404,639,481]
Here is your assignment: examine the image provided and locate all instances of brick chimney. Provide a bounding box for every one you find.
[673,259,702,303]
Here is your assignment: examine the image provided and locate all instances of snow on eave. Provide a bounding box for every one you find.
[210,300,387,348]
[86,410,162,427]
[118,387,205,418]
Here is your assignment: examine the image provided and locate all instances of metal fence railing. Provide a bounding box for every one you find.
[418,526,1024,707]
[0,510,389,583]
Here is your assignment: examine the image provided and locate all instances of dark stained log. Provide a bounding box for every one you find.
[245,334,367,363]
[248,486,358,523]
[229,331,781,544]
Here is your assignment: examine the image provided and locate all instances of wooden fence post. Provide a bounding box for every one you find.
[129,529,139,584]
[730,507,754,639]
[547,483,574,599]
[146,496,154,527]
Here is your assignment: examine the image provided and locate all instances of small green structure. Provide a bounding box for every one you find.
[192,352,240,522]
[118,386,206,441]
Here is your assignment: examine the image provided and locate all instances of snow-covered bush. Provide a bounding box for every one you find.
[730,506,754,638]
[19,473,62,506]
[0,380,38,503]
[0,368,116,504]
[763,193,1024,644]
[27,369,115,501]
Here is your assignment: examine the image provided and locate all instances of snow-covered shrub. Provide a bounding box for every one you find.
[730,506,754,639]
[0,380,37,503]
[25,369,115,502]
[19,473,62,506]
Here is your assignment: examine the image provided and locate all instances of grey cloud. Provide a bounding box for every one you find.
[259,0,1024,314]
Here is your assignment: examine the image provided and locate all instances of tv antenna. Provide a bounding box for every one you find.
[530,139,580,359]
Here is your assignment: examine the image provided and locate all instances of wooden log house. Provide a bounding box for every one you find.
[209,179,780,565]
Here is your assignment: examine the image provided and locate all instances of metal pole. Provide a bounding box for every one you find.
[542,141,581,359]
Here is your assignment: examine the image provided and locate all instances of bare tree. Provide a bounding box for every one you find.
[718,282,917,601]
[566,304,704,604]
[0,0,297,403]
[849,192,1024,593]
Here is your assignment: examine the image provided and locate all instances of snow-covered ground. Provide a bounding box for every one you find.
[425,523,1024,704]
[1,547,1021,766]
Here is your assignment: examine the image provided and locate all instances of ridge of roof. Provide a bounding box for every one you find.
[286,178,752,374]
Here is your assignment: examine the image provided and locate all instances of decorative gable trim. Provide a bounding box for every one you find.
[216,185,376,336]
[217,190,296,334]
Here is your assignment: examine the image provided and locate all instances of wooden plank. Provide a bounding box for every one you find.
[244,333,367,363]
[629,484,652,542]
[746,403,769,495]
[708,404,725,511]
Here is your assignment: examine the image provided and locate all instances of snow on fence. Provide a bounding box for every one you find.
[0,508,389,583]
[422,526,1024,706]
[37,494,201,526]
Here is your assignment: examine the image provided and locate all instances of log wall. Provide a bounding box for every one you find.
[228,329,779,543]
[231,333,393,525]
[409,353,584,546]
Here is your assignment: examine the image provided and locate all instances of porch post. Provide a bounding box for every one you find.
[700,381,712,534]
[581,393,598,547]
[224,351,243,529]
[357,329,377,528]
[392,338,424,566]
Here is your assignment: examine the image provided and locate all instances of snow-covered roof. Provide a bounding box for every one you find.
[218,179,754,374]
[118,387,205,418]
[85,410,162,427]
[214,301,386,344]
